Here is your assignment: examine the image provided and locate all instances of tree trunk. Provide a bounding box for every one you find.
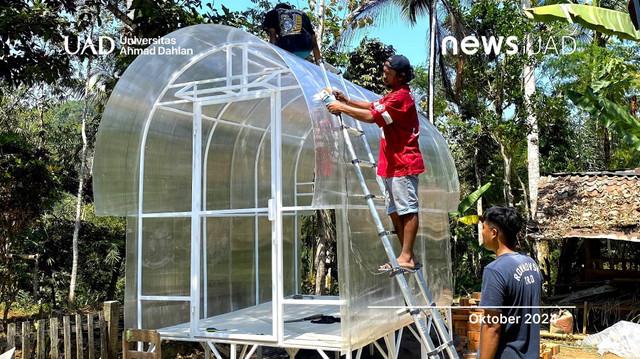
[522,16,540,220]
[309,0,325,52]
[1,237,11,323]
[69,56,93,305]
[427,1,437,125]
[106,256,123,301]
[313,209,336,295]
[603,126,611,169]
[497,140,514,207]
[474,146,483,246]
[32,257,38,299]
[515,170,529,220]
[536,239,550,293]
[314,210,328,295]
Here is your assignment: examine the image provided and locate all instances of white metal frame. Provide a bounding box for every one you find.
[135,43,297,342]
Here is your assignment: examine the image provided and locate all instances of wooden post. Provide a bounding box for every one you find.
[50,318,59,359]
[63,316,71,359]
[103,301,119,359]
[8,323,16,349]
[585,240,592,281]
[99,312,107,359]
[22,321,31,359]
[76,314,84,359]
[582,301,588,335]
[87,314,95,359]
[36,320,45,359]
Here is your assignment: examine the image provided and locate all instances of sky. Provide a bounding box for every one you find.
[214,0,431,67]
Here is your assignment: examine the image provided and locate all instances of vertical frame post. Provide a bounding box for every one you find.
[270,88,284,343]
[191,100,203,336]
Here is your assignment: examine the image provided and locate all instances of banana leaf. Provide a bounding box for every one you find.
[524,4,640,42]
[450,182,492,219]
[568,88,640,150]
[459,215,480,225]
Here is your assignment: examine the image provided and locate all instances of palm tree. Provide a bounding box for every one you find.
[343,0,457,125]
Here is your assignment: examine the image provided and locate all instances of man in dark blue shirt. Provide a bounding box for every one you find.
[477,206,542,359]
[262,3,322,64]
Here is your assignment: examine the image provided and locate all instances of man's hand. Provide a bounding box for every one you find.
[326,101,343,114]
[334,89,349,103]
[325,88,348,103]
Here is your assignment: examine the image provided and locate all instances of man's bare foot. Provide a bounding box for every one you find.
[396,256,416,269]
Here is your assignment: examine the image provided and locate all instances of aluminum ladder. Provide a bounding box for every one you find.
[318,61,459,359]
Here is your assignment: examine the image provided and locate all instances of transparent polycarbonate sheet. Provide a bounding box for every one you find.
[282,216,297,294]
[257,217,273,301]
[338,207,411,349]
[142,111,192,213]
[294,135,316,208]
[124,217,138,330]
[205,217,232,316]
[416,212,454,305]
[339,110,457,347]
[141,218,191,296]
[228,216,258,311]
[205,122,240,210]
[95,25,285,215]
[142,301,191,330]
[203,215,272,336]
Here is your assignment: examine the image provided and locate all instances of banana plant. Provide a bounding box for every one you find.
[524,4,640,42]
[450,181,492,225]
[566,58,640,151]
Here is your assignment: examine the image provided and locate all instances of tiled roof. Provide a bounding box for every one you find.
[529,172,640,241]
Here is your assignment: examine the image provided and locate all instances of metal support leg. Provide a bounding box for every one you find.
[243,345,259,359]
[317,349,331,359]
[205,342,223,359]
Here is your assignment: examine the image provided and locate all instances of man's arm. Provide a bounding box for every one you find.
[326,101,375,123]
[311,34,321,64]
[268,28,277,44]
[478,267,505,359]
[329,89,372,109]
[479,309,501,359]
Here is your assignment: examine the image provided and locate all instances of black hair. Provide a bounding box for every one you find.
[397,68,414,84]
[275,3,293,9]
[481,206,522,247]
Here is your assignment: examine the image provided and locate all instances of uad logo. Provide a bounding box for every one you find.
[64,36,116,55]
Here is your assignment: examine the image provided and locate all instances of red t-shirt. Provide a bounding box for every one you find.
[370,84,426,178]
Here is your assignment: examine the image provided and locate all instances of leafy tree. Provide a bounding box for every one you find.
[0,0,82,88]
[0,133,58,320]
[344,37,395,94]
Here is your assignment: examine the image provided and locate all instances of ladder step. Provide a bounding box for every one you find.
[377,230,396,237]
[341,125,364,136]
[361,193,384,202]
[351,159,376,168]
[427,341,454,357]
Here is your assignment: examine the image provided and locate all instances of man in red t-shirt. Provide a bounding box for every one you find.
[326,55,426,270]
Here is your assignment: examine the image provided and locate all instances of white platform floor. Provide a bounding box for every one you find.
[157,296,344,350]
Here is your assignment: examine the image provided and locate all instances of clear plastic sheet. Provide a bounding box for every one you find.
[94,24,459,347]
[582,321,640,358]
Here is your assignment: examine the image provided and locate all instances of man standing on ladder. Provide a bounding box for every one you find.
[262,3,322,64]
[325,55,425,271]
